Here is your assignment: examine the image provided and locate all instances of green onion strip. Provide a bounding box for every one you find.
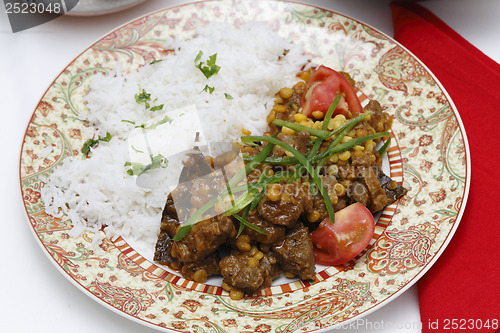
[250,110,374,165]
[232,170,294,237]
[241,135,336,227]
[287,94,342,182]
[313,131,389,163]
[233,212,267,235]
[271,119,330,139]
[378,135,391,157]
[235,205,252,238]
[173,141,275,241]
[314,111,373,173]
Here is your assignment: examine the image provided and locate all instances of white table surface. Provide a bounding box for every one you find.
[1,0,498,332]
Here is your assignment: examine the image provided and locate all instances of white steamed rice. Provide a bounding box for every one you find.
[41,22,309,256]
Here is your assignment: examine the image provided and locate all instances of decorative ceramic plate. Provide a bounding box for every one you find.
[20,1,469,332]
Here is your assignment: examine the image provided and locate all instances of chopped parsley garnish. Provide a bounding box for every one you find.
[194,50,203,64]
[125,154,168,176]
[195,51,220,79]
[224,93,233,100]
[144,115,173,130]
[202,85,215,94]
[150,104,164,112]
[135,88,152,109]
[134,86,163,111]
[81,132,112,156]
[150,59,163,65]
[131,146,144,154]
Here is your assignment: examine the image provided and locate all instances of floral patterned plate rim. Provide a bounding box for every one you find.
[67,0,147,16]
[19,1,470,332]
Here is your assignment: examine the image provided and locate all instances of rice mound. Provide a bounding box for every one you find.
[41,22,309,254]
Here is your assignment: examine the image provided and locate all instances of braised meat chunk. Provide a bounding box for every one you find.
[159,193,181,237]
[243,212,286,244]
[365,99,393,134]
[273,130,312,156]
[170,215,234,263]
[219,250,281,294]
[257,181,313,228]
[181,252,221,282]
[273,224,316,280]
[153,231,178,266]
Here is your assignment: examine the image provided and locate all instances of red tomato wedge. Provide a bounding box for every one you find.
[301,65,363,118]
[311,203,375,266]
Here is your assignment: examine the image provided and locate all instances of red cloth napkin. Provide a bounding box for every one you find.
[390,2,500,332]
